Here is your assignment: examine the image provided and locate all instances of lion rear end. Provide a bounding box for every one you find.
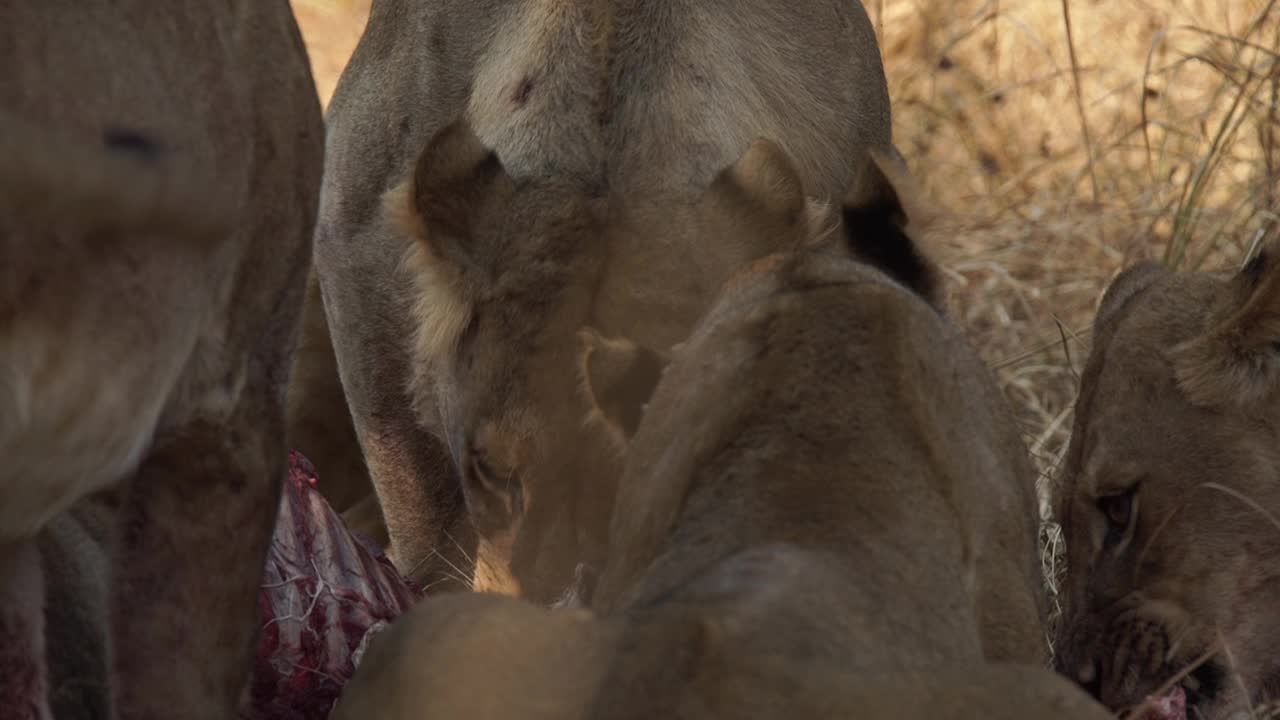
[0,1,323,717]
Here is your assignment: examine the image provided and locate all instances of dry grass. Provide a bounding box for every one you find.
[288,0,1280,663]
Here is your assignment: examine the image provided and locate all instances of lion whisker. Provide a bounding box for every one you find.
[1166,624,1196,664]
[429,545,477,589]
[1198,481,1280,536]
[401,548,474,591]
[1215,627,1257,720]
[420,575,469,594]
[1132,501,1188,586]
[442,528,476,566]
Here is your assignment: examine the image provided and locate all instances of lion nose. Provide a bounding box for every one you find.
[1076,661,1102,701]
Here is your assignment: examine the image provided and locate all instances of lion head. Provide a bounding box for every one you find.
[387,119,829,601]
[1054,244,1280,718]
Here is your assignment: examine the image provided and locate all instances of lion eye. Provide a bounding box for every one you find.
[469,449,523,505]
[463,446,525,531]
[1097,489,1135,530]
[470,453,504,493]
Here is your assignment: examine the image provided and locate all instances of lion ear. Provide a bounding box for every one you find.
[839,146,944,309]
[578,328,668,442]
[1092,262,1167,333]
[386,119,508,360]
[385,118,508,270]
[708,138,806,221]
[700,138,809,254]
[1170,240,1280,408]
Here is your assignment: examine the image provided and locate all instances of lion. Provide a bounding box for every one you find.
[286,269,386,545]
[576,144,1047,666]
[314,0,896,597]
[329,140,1104,720]
[0,2,323,717]
[1054,245,1280,719]
[285,271,380,519]
[333,593,1111,720]
[283,0,383,536]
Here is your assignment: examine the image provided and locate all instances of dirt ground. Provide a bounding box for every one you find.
[288,0,1279,627]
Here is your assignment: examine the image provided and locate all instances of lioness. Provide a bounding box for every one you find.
[330,138,1098,719]
[1054,245,1280,719]
[578,150,1046,666]
[285,0,380,523]
[0,2,323,717]
[315,0,895,597]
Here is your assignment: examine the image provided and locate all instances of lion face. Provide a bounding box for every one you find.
[1054,252,1280,719]
[389,121,825,602]
[385,120,618,601]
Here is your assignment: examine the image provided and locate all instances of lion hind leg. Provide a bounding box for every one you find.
[108,414,283,720]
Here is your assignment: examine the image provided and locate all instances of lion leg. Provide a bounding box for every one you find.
[357,417,475,592]
[285,268,375,514]
[0,539,52,720]
[107,414,282,720]
[314,226,477,591]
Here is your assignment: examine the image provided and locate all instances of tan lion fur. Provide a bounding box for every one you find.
[314,0,895,597]
[580,156,1044,666]
[330,144,1099,720]
[0,2,323,717]
[383,122,863,600]
[332,592,1109,720]
[1054,243,1280,719]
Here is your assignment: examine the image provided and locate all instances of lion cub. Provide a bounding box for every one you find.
[1054,247,1280,719]
[333,140,1108,719]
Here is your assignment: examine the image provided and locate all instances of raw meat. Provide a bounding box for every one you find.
[241,451,420,719]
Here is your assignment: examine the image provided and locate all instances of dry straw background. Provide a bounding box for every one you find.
[289,0,1280,631]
